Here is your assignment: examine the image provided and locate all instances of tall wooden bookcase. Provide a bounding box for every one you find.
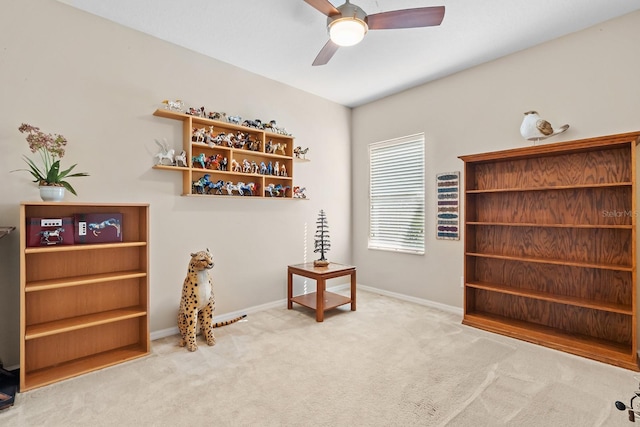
[19,202,150,390]
[459,132,640,370]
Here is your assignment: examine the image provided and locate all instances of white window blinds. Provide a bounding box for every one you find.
[369,134,425,254]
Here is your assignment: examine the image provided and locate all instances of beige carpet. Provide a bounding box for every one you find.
[0,289,636,426]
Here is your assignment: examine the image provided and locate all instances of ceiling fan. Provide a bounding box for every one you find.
[304,0,445,66]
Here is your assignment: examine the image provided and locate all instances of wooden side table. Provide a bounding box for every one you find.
[287,262,356,322]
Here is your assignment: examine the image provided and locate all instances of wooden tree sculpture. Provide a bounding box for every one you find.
[314,209,331,267]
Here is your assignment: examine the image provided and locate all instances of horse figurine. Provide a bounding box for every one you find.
[242,159,251,173]
[206,154,223,170]
[207,180,225,195]
[293,186,307,198]
[154,139,175,165]
[294,146,309,159]
[231,159,241,172]
[225,181,238,195]
[274,143,287,156]
[174,150,187,167]
[162,99,183,111]
[238,182,256,196]
[192,153,206,168]
[192,127,207,143]
[250,161,259,174]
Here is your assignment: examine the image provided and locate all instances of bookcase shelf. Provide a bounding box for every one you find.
[19,202,150,391]
[459,131,640,370]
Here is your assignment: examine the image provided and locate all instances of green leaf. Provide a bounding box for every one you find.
[21,156,47,182]
[60,180,78,196]
[58,163,89,179]
[46,161,61,183]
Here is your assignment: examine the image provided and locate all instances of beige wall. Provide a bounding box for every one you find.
[2,1,639,369]
[0,0,352,366]
[351,11,640,307]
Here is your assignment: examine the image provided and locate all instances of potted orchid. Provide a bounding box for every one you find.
[13,123,89,200]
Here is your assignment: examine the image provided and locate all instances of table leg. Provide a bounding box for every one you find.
[351,270,357,311]
[316,278,325,322]
[287,269,293,309]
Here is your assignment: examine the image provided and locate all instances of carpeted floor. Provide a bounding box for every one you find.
[0,289,636,426]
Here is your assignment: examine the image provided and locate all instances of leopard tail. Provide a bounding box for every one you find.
[213,314,247,328]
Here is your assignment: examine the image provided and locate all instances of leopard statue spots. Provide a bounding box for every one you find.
[177,249,245,352]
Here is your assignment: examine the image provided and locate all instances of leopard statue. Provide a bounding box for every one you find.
[178,249,246,351]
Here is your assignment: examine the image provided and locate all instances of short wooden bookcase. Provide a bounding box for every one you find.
[19,202,150,391]
[459,132,640,370]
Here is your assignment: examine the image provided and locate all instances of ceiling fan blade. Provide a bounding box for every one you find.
[312,40,339,66]
[366,6,445,30]
[304,0,340,17]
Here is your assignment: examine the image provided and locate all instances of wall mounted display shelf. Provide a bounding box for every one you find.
[153,109,300,198]
[19,202,150,391]
[459,131,640,370]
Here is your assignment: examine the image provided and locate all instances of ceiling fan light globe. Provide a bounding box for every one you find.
[329,17,367,46]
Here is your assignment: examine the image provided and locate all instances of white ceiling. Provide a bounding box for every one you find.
[58,0,640,107]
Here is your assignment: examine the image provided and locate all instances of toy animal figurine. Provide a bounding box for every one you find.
[225,181,238,195]
[263,120,278,132]
[162,99,183,111]
[294,146,309,159]
[220,157,228,171]
[154,139,175,165]
[192,127,207,143]
[280,164,287,177]
[208,111,227,121]
[206,153,223,170]
[265,140,273,154]
[248,140,261,152]
[227,115,242,125]
[274,161,280,176]
[39,227,65,244]
[207,179,225,195]
[242,119,262,129]
[260,162,267,175]
[237,182,256,196]
[279,185,291,197]
[293,186,307,198]
[520,110,569,142]
[250,161,259,174]
[265,183,290,197]
[186,106,206,117]
[274,143,287,155]
[174,150,187,167]
[242,159,251,173]
[178,249,246,352]
[192,153,207,169]
[192,180,204,194]
[265,184,276,197]
[231,159,241,172]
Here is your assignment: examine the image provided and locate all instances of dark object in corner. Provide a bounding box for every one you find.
[0,367,18,410]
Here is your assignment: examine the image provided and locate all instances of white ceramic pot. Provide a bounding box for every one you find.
[39,186,65,202]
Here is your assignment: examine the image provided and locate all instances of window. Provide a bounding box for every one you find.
[369,134,425,254]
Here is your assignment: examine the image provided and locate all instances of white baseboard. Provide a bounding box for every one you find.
[357,284,463,316]
[150,299,285,341]
[150,283,461,341]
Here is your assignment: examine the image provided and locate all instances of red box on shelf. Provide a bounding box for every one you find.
[26,217,75,247]
[73,213,123,244]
